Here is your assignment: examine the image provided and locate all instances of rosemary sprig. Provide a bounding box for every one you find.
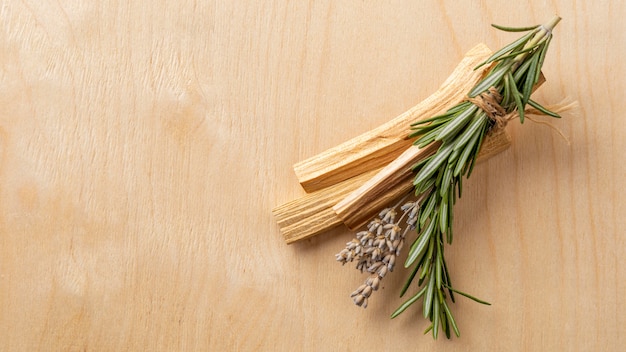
[395,16,562,339]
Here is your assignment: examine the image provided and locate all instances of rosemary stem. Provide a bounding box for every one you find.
[383,17,563,339]
[512,15,561,69]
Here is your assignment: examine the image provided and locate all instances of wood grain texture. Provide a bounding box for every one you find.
[0,1,624,351]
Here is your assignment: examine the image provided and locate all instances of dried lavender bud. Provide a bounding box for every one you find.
[336,197,417,309]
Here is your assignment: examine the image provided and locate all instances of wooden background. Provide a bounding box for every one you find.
[0,1,624,351]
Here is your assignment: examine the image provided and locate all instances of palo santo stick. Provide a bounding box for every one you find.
[274,129,511,243]
[333,128,511,230]
[294,43,492,193]
[274,169,379,244]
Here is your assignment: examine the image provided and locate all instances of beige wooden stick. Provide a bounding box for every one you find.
[273,169,379,244]
[274,129,511,243]
[333,128,511,230]
[294,43,492,193]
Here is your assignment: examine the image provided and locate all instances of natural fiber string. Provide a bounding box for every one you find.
[467,88,576,144]
[466,87,518,129]
[523,100,578,145]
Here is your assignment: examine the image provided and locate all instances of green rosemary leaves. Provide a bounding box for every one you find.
[395,16,562,339]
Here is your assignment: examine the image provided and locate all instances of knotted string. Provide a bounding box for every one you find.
[466,87,517,129]
[466,87,575,144]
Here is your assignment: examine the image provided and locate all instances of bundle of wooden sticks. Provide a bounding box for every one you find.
[273,43,521,244]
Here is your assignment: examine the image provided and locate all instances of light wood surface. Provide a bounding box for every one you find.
[0,1,624,351]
